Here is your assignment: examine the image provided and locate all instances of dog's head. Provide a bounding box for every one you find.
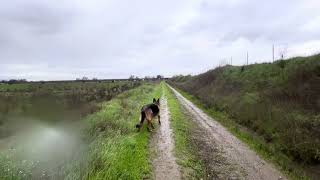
[153,98,160,106]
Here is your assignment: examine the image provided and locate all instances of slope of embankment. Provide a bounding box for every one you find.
[169,54,320,179]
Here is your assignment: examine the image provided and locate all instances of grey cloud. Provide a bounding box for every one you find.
[0,1,76,35]
[0,0,319,80]
[183,0,320,43]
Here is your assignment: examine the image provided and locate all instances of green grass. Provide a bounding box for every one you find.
[170,54,320,179]
[171,86,308,180]
[84,83,162,180]
[162,82,204,179]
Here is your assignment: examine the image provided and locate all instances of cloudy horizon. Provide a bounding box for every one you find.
[1,0,320,81]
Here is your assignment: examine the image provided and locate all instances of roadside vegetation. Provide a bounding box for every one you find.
[83,83,161,179]
[169,54,320,179]
[162,83,204,179]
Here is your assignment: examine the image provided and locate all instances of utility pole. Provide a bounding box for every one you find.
[231,57,232,65]
[246,51,249,65]
[272,44,275,62]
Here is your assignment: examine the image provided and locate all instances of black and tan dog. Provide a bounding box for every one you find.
[136,98,161,132]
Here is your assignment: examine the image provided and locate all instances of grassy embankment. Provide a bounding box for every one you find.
[83,83,162,179]
[169,54,320,179]
[162,82,204,179]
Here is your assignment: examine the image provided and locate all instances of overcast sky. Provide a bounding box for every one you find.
[1,0,320,80]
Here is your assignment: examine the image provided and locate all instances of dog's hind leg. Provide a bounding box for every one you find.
[136,111,146,132]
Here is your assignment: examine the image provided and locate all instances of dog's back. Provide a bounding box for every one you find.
[136,98,161,131]
[141,103,159,117]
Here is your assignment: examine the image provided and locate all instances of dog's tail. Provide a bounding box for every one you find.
[136,111,145,129]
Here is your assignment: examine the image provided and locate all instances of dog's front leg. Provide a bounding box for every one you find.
[147,120,152,132]
[151,122,155,129]
[158,115,161,125]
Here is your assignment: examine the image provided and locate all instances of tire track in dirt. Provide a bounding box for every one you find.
[150,97,181,180]
[168,85,285,180]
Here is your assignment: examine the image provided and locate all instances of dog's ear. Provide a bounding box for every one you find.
[153,98,156,103]
[157,98,160,103]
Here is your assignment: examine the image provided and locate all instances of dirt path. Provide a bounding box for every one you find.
[150,97,181,180]
[168,85,286,180]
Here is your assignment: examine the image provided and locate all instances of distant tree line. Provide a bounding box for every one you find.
[129,75,166,81]
[0,75,167,85]
[0,79,27,84]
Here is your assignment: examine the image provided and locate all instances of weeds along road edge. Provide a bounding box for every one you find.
[167,81,312,180]
[168,55,320,179]
[167,83,286,180]
[84,83,162,180]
